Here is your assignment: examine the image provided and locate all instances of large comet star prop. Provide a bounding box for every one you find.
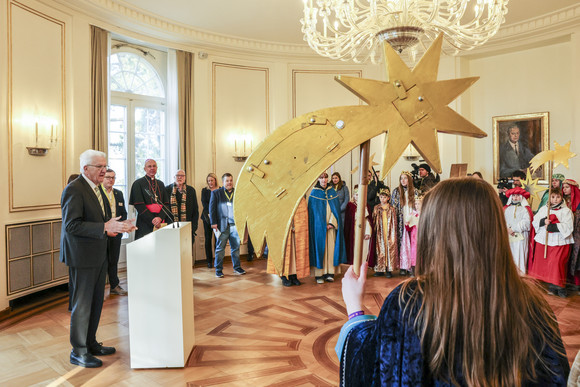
[234,35,487,273]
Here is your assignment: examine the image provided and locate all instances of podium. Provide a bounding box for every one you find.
[126,223,194,368]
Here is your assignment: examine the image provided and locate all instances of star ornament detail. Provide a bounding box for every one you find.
[530,141,577,173]
[521,168,546,203]
[336,34,486,179]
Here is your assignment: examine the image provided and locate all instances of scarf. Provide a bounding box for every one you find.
[170,184,187,222]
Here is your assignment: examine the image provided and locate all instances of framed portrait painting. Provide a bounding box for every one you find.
[493,112,549,183]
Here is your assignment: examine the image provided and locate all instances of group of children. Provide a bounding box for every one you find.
[503,174,580,297]
[345,171,424,278]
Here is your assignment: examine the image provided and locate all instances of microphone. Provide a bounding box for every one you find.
[144,188,180,228]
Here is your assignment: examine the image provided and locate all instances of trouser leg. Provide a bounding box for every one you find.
[214,226,230,271]
[107,237,121,289]
[229,225,242,270]
[69,259,107,354]
[203,221,214,265]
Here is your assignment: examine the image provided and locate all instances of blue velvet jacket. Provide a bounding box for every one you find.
[336,282,570,386]
[308,184,346,268]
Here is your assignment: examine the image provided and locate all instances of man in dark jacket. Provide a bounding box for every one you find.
[102,168,128,296]
[210,173,245,278]
[165,169,199,243]
[61,150,135,368]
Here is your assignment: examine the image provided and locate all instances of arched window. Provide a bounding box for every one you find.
[110,52,165,97]
[108,47,168,204]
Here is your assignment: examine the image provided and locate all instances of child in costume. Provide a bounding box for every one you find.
[562,179,580,293]
[529,188,574,297]
[405,195,422,276]
[372,188,398,277]
[503,187,533,274]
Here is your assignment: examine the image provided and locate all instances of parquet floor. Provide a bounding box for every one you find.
[1,258,579,386]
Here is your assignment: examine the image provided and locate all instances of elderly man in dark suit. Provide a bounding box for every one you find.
[61,150,136,368]
[210,172,245,278]
[102,168,128,296]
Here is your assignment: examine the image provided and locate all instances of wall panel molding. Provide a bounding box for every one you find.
[8,0,67,212]
[211,62,269,176]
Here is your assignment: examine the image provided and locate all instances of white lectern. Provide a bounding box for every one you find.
[126,223,194,368]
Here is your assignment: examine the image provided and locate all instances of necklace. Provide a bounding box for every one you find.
[147,176,158,201]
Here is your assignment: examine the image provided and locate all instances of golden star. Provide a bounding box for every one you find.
[552,141,577,169]
[336,34,486,178]
[521,168,546,203]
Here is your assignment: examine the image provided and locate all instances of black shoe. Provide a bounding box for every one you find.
[399,269,407,276]
[324,274,335,282]
[409,267,415,277]
[207,262,213,268]
[234,268,246,275]
[557,289,567,298]
[89,343,116,356]
[247,254,254,262]
[386,271,393,278]
[281,276,292,287]
[289,274,301,286]
[70,351,102,368]
[216,271,224,278]
[373,272,385,277]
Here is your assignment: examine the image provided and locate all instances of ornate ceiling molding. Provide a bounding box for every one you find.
[49,0,580,59]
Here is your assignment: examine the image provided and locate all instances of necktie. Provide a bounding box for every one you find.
[514,143,519,156]
[94,186,105,216]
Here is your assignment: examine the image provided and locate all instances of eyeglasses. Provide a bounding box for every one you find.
[175,174,186,178]
[104,176,116,180]
[88,164,109,170]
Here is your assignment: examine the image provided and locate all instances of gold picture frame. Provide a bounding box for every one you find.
[493,112,549,183]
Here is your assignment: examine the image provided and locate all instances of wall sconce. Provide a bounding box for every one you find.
[26,120,58,156]
[232,133,253,162]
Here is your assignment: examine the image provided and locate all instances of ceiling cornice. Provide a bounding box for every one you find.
[46,0,580,60]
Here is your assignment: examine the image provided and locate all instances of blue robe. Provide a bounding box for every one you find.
[308,185,346,268]
[336,282,570,386]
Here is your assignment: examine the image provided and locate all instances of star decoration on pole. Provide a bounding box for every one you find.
[336,34,486,179]
[350,152,380,175]
[233,34,488,273]
[530,141,577,173]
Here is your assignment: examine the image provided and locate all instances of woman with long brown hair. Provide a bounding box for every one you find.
[337,178,569,386]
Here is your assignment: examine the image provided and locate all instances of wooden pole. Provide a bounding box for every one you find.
[353,140,371,275]
[544,160,553,259]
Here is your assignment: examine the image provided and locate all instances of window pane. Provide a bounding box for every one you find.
[134,107,166,183]
[109,53,165,97]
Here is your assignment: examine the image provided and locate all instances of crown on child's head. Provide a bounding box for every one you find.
[378,187,390,196]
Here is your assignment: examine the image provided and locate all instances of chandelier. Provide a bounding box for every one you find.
[301,0,509,64]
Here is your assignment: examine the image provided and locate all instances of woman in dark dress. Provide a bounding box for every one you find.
[201,173,219,268]
[337,178,569,386]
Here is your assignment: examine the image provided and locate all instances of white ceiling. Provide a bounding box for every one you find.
[119,0,580,45]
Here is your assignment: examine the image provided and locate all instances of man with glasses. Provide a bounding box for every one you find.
[129,159,171,239]
[102,169,128,296]
[61,150,136,368]
[165,169,199,244]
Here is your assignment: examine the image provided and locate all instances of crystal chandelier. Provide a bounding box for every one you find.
[301,0,509,64]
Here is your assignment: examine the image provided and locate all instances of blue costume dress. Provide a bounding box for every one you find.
[308,184,347,269]
[336,282,570,386]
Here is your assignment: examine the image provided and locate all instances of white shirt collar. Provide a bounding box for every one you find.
[82,173,98,191]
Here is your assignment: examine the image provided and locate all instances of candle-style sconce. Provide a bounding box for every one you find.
[232,133,253,162]
[26,121,58,156]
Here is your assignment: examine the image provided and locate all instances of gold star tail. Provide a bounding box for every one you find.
[529,149,555,173]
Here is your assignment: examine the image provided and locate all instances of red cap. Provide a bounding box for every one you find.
[505,187,530,199]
